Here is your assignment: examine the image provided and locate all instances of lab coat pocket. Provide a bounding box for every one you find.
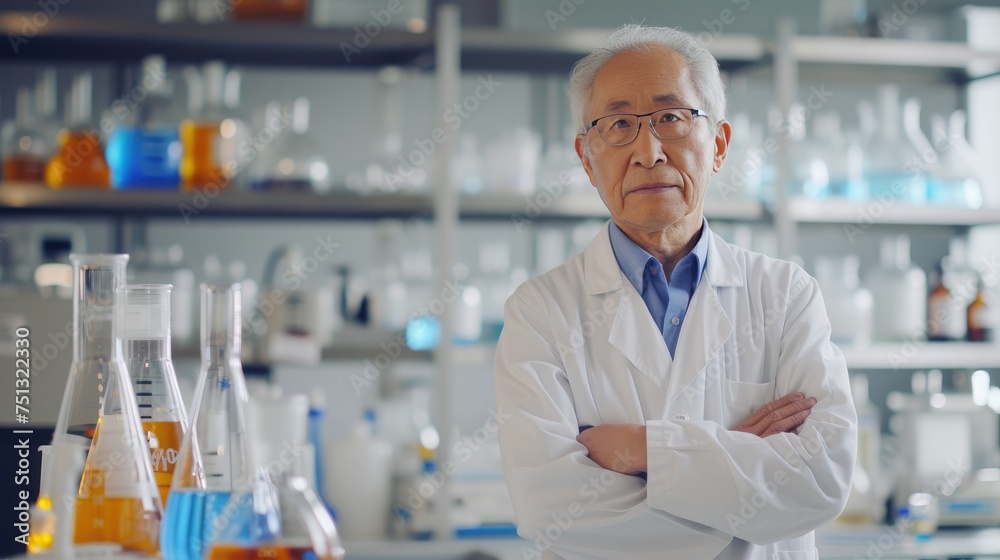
[772,549,819,560]
[723,379,775,427]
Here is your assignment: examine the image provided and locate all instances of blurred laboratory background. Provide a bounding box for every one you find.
[2,0,1000,558]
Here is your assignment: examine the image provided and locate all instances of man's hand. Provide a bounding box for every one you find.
[576,424,647,475]
[732,392,816,438]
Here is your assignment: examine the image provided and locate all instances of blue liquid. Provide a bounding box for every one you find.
[106,127,181,189]
[161,490,232,560]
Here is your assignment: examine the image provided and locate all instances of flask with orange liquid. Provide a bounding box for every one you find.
[30,254,162,554]
[45,73,111,188]
[119,284,189,508]
[180,62,247,191]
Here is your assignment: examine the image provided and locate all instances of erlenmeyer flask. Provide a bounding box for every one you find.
[207,390,344,560]
[162,283,251,560]
[120,284,189,508]
[41,254,163,553]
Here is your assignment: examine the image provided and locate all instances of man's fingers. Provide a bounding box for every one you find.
[739,393,807,429]
[762,408,812,438]
[742,396,816,436]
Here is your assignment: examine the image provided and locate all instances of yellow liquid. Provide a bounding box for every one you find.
[27,496,54,553]
[180,120,231,191]
[45,130,110,188]
[144,420,184,507]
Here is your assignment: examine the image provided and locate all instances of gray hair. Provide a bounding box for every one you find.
[569,24,727,133]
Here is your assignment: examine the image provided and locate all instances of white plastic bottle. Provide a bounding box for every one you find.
[868,235,928,342]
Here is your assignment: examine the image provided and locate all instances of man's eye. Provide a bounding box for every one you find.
[659,112,681,123]
[610,118,633,129]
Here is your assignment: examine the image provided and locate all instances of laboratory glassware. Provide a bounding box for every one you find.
[45,73,111,189]
[867,235,928,342]
[162,283,251,560]
[120,284,189,507]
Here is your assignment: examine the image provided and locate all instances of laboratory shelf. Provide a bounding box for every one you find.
[0,13,765,72]
[0,183,766,222]
[790,35,1000,75]
[0,183,435,220]
[787,196,1000,227]
[817,526,1000,559]
[840,342,1000,371]
[0,13,433,68]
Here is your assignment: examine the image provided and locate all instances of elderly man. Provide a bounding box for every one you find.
[495,24,857,559]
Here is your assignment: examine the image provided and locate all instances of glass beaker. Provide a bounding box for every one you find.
[120,284,189,508]
[162,283,251,560]
[41,254,163,553]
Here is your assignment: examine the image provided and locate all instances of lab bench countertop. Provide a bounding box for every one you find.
[342,528,1000,560]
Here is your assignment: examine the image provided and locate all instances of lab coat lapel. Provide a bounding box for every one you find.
[665,232,742,407]
[584,222,672,390]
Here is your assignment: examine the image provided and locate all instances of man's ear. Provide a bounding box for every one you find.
[712,120,732,173]
[575,133,598,188]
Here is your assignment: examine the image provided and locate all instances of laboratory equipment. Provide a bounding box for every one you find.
[180,62,246,191]
[786,103,830,199]
[323,409,392,540]
[119,284,188,507]
[45,73,111,189]
[27,441,86,554]
[814,255,873,347]
[249,98,330,192]
[867,235,927,342]
[930,110,984,209]
[838,375,884,524]
[105,55,182,189]
[485,128,541,195]
[130,245,197,346]
[968,278,995,342]
[232,0,309,21]
[206,387,345,560]
[861,86,927,205]
[162,283,251,560]
[928,263,967,341]
[2,87,50,182]
[38,253,163,553]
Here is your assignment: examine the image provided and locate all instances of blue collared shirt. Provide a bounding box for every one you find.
[609,219,710,358]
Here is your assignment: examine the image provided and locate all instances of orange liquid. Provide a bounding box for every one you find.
[45,130,110,188]
[74,419,161,554]
[208,544,315,560]
[3,155,47,182]
[180,120,231,191]
[144,420,185,507]
[232,0,309,21]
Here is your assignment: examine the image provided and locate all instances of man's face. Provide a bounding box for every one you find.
[575,44,730,236]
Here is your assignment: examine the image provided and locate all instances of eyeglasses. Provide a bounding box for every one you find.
[584,107,709,146]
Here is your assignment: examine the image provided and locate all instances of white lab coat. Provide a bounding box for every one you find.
[495,222,857,560]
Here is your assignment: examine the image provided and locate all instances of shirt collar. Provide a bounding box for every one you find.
[608,217,710,293]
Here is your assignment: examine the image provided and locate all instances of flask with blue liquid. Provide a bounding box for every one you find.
[105,55,182,189]
[161,283,251,560]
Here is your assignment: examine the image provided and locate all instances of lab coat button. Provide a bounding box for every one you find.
[671,316,680,326]
[673,411,690,421]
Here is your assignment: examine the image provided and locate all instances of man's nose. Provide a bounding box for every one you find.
[631,122,667,168]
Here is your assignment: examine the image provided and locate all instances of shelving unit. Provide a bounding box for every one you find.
[840,342,1000,371]
[0,183,767,222]
[788,197,1000,227]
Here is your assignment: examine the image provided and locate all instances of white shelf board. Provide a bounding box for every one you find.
[788,197,1000,226]
[840,342,1000,370]
[791,35,1000,71]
